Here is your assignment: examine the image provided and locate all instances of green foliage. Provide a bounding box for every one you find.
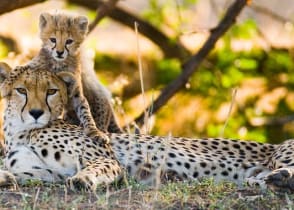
[155,58,181,84]
[95,54,121,70]
[88,13,294,144]
[143,0,165,28]
[142,0,198,31]
[264,50,294,74]
[230,19,258,39]
[234,58,258,71]
[150,33,294,143]
[189,47,294,142]
[0,41,8,59]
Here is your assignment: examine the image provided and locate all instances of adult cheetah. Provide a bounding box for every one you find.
[0,64,293,192]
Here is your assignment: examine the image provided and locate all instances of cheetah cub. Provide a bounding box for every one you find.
[28,12,122,142]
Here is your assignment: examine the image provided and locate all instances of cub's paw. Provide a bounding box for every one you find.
[86,129,110,145]
[66,175,95,192]
[91,133,110,145]
[265,168,294,192]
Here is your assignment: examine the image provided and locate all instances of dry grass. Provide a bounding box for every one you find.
[0,179,293,209]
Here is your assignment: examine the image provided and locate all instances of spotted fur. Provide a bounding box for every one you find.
[0,66,121,191]
[0,66,294,192]
[28,12,122,143]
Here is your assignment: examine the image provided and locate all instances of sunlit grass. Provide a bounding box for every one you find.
[0,178,292,209]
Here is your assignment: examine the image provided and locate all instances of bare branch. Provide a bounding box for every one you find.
[250,3,292,23]
[0,0,190,60]
[68,0,190,60]
[88,0,119,34]
[250,115,294,127]
[134,0,248,126]
[0,0,45,15]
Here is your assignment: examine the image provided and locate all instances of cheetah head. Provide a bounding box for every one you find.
[0,62,76,131]
[39,12,88,61]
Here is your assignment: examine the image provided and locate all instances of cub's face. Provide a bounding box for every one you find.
[0,64,75,130]
[39,13,88,61]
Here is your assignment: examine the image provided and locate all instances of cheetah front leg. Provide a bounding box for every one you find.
[88,96,122,133]
[71,87,110,145]
[66,157,122,192]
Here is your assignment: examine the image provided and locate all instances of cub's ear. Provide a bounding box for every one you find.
[56,71,78,98]
[0,62,11,84]
[74,16,88,35]
[39,12,52,30]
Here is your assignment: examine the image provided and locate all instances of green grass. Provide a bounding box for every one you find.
[0,179,293,209]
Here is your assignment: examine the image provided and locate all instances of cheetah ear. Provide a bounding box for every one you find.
[74,16,88,35]
[56,71,78,98]
[0,62,12,97]
[0,62,11,84]
[39,12,52,30]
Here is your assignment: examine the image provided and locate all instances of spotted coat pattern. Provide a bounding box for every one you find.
[27,12,121,142]
[0,66,294,192]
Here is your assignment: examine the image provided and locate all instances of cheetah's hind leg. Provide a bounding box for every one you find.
[265,167,294,193]
[66,157,122,192]
[0,169,17,187]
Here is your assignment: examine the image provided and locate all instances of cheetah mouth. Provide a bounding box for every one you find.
[54,56,65,61]
[28,122,46,128]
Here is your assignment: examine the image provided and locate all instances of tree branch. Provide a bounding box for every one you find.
[0,0,45,15]
[0,0,190,60]
[250,115,294,127]
[134,0,248,126]
[250,3,291,24]
[88,0,119,34]
[68,0,190,60]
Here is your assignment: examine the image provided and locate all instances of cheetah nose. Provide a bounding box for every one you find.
[29,109,44,120]
[56,51,64,57]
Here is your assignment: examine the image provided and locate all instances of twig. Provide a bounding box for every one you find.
[134,22,148,134]
[134,0,248,126]
[88,0,119,34]
[32,187,40,210]
[0,191,31,197]
[64,185,68,203]
[175,0,183,36]
[127,186,132,210]
[105,185,110,206]
[250,115,294,127]
[220,88,238,137]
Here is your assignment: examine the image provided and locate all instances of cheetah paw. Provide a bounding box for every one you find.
[66,176,95,192]
[265,168,294,192]
[245,177,266,189]
[0,170,17,187]
[87,129,110,145]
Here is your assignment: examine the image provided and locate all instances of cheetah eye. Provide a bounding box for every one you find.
[15,88,27,95]
[50,38,56,43]
[65,39,73,45]
[47,89,58,96]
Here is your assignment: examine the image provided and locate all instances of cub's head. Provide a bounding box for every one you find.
[0,62,76,131]
[39,12,88,61]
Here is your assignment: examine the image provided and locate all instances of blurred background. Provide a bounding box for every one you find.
[1,0,294,144]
